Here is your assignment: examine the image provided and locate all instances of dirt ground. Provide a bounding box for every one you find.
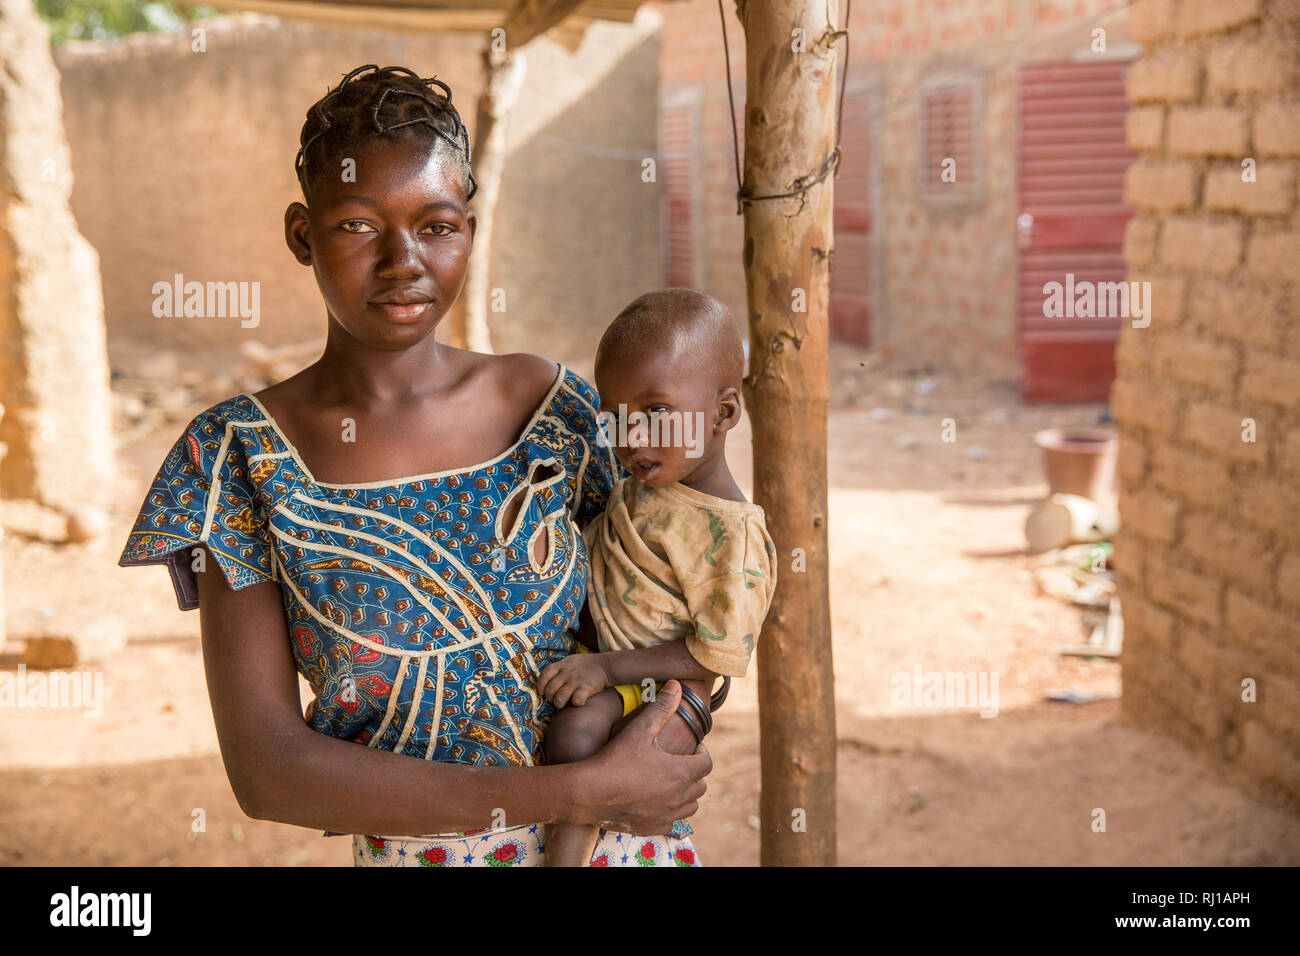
[2,342,1298,866]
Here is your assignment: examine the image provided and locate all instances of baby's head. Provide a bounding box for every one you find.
[286,65,477,349]
[594,289,744,489]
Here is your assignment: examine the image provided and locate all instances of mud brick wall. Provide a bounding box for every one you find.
[54,14,661,378]
[1113,0,1300,808]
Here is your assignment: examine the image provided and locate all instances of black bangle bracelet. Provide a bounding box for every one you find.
[677,683,713,737]
[709,676,731,712]
[674,700,706,744]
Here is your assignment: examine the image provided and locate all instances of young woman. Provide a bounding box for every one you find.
[119,65,712,867]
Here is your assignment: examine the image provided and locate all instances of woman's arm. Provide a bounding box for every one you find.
[196,549,710,836]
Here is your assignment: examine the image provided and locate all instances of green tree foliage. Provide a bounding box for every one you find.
[35,0,221,44]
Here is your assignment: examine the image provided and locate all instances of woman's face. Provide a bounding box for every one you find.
[286,138,475,350]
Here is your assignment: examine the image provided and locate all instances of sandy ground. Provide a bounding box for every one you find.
[2,342,1298,866]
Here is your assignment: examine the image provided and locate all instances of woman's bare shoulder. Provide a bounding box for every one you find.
[482,351,563,406]
[496,351,562,383]
[248,364,316,411]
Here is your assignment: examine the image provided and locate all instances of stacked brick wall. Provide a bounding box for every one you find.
[1114,0,1300,808]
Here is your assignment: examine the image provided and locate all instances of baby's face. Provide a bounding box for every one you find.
[595,350,720,489]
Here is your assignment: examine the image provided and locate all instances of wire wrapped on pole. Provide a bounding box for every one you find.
[718,0,851,213]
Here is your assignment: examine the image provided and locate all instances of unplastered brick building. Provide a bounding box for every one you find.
[656,0,1135,400]
[658,0,1298,808]
[1113,0,1299,809]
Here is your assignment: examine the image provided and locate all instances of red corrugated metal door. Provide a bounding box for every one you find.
[831,90,871,346]
[1017,59,1136,402]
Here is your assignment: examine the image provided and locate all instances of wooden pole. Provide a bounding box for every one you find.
[738,0,839,866]
[445,44,526,352]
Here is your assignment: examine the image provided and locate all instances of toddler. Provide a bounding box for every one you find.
[538,288,778,866]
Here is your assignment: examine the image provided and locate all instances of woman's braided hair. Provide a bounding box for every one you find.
[295,65,477,204]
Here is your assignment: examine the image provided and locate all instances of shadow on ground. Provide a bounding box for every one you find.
[4,698,1298,866]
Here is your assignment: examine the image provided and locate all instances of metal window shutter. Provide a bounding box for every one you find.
[920,84,976,195]
[662,102,695,288]
[831,89,872,345]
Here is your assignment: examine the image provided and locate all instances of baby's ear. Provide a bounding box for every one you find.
[714,386,742,433]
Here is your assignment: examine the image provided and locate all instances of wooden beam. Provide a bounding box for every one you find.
[502,0,589,47]
[204,0,504,32]
[204,0,662,36]
[738,0,840,866]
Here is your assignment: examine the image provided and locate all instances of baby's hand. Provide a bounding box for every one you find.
[539,653,611,708]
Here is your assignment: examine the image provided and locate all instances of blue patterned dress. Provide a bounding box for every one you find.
[118,364,699,867]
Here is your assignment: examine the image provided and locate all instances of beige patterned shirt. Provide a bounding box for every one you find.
[583,475,777,678]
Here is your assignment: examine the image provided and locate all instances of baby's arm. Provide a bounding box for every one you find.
[600,641,719,688]
[539,640,718,709]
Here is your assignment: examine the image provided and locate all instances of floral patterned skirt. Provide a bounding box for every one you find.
[352,821,700,868]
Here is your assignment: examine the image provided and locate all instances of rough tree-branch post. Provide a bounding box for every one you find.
[445,0,587,350]
[738,0,839,866]
[445,43,526,352]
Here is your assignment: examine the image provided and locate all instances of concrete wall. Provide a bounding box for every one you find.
[0,0,114,511]
[487,12,662,368]
[53,12,661,378]
[1113,0,1300,809]
[656,0,1127,380]
[655,0,747,343]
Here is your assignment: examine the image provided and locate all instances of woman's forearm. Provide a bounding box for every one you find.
[239,720,597,834]
[196,570,600,836]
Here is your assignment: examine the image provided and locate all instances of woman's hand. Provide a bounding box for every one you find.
[538,652,611,707]
[568,680,712,834]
